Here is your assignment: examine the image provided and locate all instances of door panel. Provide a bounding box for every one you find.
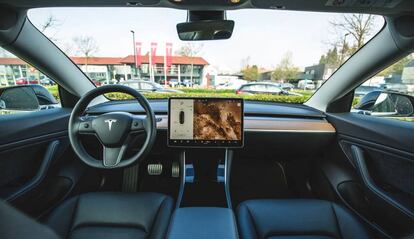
[0,108,85,217]
[327,112,414,154]
[325,112,414,238]
[0,141,60,200]
[0,108,71,147]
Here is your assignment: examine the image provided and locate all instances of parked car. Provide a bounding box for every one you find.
[168,79,180,87]
[270,82,296,91]
[39,77,55,86]
[120,80,183,93]
[297,80,316,90]
[15,76,39,85]
[216,79,247,90]
[354,85,382,97]
[102,79,118,85]
[379,83,408,94]
[168,79,192,88]
[236,82,302,96]
[91,79,102,86]
[280,83,295,91]
[181,79,193,87]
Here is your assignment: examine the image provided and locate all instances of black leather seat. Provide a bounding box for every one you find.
[46,192,174,239]
[237,199,371,239]
[0,200,60,239]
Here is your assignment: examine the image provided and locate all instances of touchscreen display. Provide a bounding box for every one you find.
[168,98,244,147]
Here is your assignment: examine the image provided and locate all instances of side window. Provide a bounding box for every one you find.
[352,54,414,122]
[140,82,154,90]
[266,85,282,93]
[0,48,60,115]
[125,82,139,89]
[240,85,252,91]
[247,84,266,92]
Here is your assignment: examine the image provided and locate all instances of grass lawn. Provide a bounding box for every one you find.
[47,85,314,104]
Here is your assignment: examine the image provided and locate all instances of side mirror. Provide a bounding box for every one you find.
[0,86,40,111]
[354,91,414,117]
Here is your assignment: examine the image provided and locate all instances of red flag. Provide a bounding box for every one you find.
[135,42,142,67]
[150,42,157,66]
[165,42,173,70]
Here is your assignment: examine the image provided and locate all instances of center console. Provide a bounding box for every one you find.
[167,207,239,239]
[166,97,243,238]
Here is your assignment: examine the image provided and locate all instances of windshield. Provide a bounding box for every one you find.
[27,8,384,103]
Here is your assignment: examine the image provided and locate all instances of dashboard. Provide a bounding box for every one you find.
[86,100,336,158]
[87,99,335,133]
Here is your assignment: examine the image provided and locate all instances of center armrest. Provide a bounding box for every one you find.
[166,207,239,239]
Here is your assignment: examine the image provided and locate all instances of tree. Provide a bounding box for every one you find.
[330,14,376,49]
[40,14,60,33]
[339,37,352,64]
[379,54,413,77]
[272,52,300,82]
[39,14,62,42]
[175,43,203,84]
[242,65,259,81]
[240,56,251,69]
[319,47,340,68]
[319,14,378,68]
[72,36,99,74]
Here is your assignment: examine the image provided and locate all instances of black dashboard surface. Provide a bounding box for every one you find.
[87,100,325,118]
[85,100,334,158]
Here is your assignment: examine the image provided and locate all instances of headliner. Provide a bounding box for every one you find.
[0,0,414,15]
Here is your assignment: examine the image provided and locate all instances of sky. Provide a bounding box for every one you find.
[28,8,384,73]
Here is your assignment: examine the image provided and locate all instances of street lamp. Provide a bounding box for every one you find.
[340,33,350,64]
[130,30,137,78]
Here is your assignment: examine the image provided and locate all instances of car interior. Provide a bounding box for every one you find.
[1,1,414,239]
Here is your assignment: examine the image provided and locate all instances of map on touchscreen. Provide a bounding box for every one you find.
[169,98,243,147]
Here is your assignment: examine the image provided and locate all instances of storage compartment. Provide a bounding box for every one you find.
[167,207,238,239]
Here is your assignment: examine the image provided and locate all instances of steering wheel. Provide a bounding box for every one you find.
[68,85,157,169]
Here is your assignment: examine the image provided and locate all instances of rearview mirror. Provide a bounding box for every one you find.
[177,20,234,41]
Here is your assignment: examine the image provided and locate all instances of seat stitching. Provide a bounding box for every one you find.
[245,204,260,239]
[331,203,342,239]
[67,196,80,239]
[147,195,168,239]
[266,231,337,238]
[71,223,147,232]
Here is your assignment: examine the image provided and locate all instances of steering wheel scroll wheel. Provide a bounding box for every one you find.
[68,85,157,169]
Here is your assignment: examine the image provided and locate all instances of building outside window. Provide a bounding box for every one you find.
[0,55,209,86]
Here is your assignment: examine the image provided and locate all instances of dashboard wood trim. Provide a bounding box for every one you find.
[156,115,336,133]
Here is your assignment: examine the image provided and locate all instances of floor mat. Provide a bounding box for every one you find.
[137,157,180,200]
[230,155,293,208]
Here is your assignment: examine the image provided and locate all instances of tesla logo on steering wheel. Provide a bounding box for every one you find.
[104,119,117,131]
